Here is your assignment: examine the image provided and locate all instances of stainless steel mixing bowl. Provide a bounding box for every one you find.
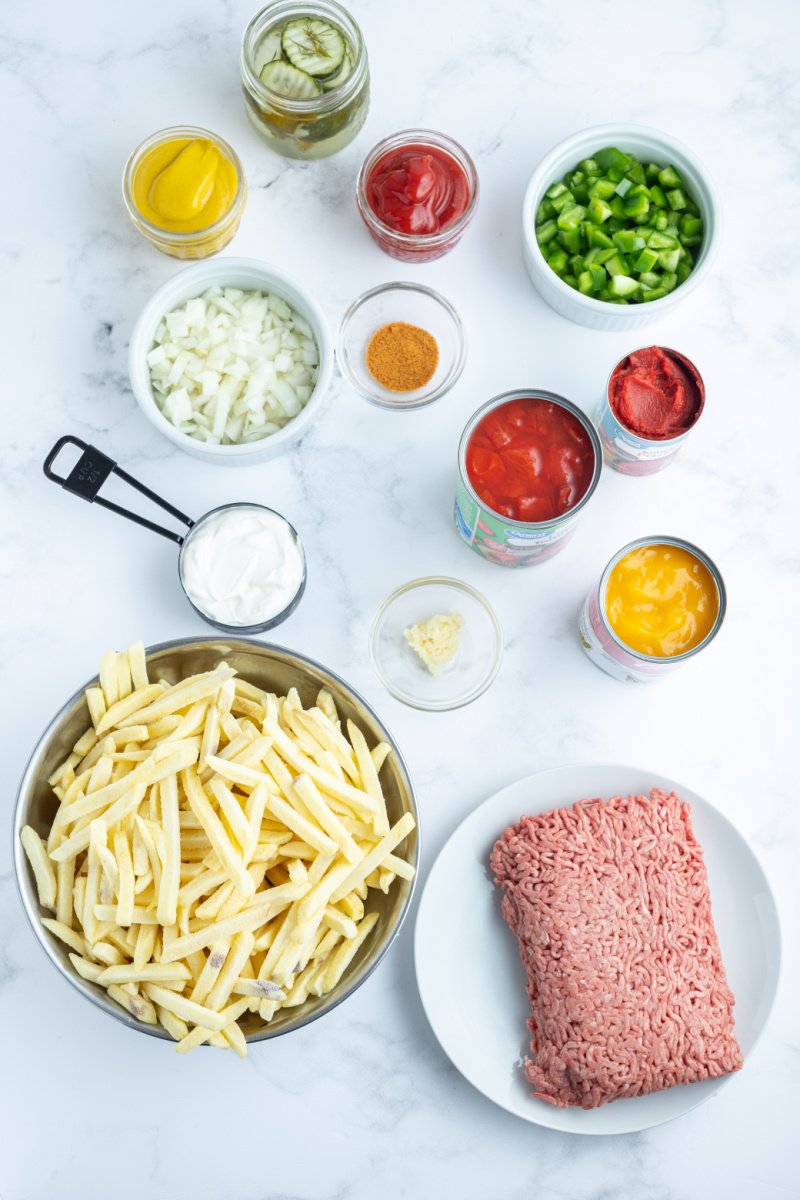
[13,636,419,1044]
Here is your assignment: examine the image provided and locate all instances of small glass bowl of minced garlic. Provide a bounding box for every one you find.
[369,577,503,710]
[337,282,466,410]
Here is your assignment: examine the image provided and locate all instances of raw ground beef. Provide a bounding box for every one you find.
[491,789,743,1109]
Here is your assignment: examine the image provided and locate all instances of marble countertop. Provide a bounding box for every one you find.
[2,0,798,1196]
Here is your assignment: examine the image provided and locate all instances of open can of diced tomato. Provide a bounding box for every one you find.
[596,346,705,476]
[578,536,726,682]
[455,389,602,567]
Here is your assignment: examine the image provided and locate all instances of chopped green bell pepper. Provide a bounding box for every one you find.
[557,204,586,231]
[595,147,632,172]
[605,252,631,277]
[588,197,613,224]
[640,286,668,302]
[588,177,617,201]
[550,189,575,213]
[613,229,646,254]
[658,165,682,188]
[657,248,681,272]
[608,274,640,297]
[535,219,558,244]
[625,160,646,185]
[622,192,650,219]
[590,228,615,249]
[634,247,659,274]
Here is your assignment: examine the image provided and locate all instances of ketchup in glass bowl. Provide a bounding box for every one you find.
[356,129,479,262]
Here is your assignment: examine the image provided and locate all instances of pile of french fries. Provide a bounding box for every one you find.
[20,642,416,1057]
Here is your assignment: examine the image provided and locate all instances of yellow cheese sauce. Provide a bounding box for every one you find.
[605,543,718,658]
[132,138,238,232]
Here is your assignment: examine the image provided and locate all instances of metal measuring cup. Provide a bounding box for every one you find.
[43,436,307,634]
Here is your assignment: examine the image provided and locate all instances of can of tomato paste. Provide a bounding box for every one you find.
[578,536,726,683]
[596,346,705,476]
[455,389,602,567]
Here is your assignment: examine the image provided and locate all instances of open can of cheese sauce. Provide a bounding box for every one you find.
[455,389,602,568]
[578,536,726,683]
[596,347,705,476]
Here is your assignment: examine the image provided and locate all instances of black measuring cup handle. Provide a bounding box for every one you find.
[43,435,194,545]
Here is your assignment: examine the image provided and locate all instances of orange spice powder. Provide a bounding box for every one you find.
[365,322,439,392]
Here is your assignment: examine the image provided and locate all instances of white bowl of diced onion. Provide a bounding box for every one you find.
[128,258,333,465]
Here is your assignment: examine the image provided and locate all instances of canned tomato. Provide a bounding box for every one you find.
[596,346,705,476]
[579,536,726,683]
[455,389,601,567]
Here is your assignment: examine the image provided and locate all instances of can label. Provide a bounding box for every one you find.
[579,580,680,683]
[596,397,687,476]
[455,479,578,567]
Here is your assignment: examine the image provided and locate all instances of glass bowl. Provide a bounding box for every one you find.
[337,283,466,410]
[370,577,503,710]
[240,0,370,160]
[356,129,479,262]
[122,125,247,259]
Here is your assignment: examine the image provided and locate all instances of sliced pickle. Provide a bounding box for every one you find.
[253,29,283,75]
[281,17,345,77]
[321,50,352,91]
[260,59,322,99]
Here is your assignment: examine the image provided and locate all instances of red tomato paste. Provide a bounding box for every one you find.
[366,144,470,236]
[465,397,595,523]
[609,346,703,440]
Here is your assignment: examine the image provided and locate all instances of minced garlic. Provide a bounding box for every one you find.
[404,612,464,675]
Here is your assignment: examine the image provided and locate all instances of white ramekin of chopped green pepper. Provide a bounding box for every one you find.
[522,123,721,331]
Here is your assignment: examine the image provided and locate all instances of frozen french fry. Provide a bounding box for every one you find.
[22,640,416,1058]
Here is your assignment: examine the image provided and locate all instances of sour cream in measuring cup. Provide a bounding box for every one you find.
[179,503,305,631]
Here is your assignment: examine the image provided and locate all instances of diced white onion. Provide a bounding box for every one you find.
[148,286,319,445]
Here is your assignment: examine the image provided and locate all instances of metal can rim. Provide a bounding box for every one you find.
[604,346,706,444]
[456,389,602,531]
[597,535,726,663]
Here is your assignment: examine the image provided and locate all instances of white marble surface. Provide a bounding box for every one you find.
[2,0,799,1196]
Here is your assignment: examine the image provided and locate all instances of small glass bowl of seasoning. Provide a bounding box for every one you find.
[337,283,467,410]
[369,577,503,711]
[123,126,247,259]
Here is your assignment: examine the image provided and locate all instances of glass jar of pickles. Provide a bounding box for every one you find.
[241,1,369,160]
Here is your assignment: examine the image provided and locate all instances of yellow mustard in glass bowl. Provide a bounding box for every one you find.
[605,542,718,658]
[123,126,247,259]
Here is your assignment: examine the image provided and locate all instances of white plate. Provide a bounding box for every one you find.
[414,764,781,1134]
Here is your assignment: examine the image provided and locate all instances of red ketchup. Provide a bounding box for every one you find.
[609,346,703,440]
[366,144,470,236]
[465,397,595,523]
